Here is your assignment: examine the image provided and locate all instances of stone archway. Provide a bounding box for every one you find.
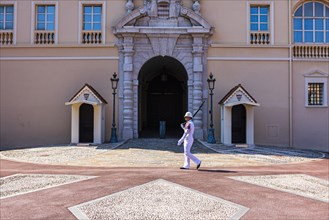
[114,0,213,140]
[138,56,188,137]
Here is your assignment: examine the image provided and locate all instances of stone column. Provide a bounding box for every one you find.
[192,35,204,139]
[122,35,135,139]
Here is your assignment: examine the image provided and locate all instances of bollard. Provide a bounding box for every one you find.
[159,121,166,139]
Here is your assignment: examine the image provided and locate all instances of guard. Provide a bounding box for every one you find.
[177,112,202,170]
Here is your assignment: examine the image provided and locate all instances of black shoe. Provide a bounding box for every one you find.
[197,162,201,170]
[180,167,189,170]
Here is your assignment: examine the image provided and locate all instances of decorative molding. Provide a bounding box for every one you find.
[114,2,213,139]
[0,56,119,61]
[66,84,107,106]
[219,84,259,107]
[207,57,289,61]
[304,70,329,78]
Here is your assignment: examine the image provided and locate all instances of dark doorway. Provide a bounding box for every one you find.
[139,56,187,138]
[147,74,183,128]
[232,104,246,143]
[79,104,94,142]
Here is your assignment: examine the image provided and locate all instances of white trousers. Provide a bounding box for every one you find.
[183,139,201,168]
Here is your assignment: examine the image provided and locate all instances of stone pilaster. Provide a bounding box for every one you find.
[122,35,135,139]
[192,35,204,139]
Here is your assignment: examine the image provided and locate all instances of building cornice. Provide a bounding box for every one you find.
[0,43,116,48]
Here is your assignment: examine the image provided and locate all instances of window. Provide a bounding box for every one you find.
[83,5,102,31]
[34,4,56,44]
[0,4,15,45]
[250,6,269,32]
[293,2,329,43]
[0,5,13,30]
[81,4,103,44]
[249,5,271,44]
[36,5,55,31]
[308,83,324,105]
[304,72,328,107]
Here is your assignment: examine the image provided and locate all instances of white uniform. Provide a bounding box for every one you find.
[177,120,201,169]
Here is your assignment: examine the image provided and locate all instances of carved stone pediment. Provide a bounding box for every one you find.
[114,2,212,30]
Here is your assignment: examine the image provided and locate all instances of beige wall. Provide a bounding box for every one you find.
[208,56,290,146]
[292,62,329,151]
[0,48,119,147]
[1,0,328,151]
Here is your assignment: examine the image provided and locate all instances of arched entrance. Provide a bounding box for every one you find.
[79,104,94,143]
[232,104,246,143]
[139,56,187,138]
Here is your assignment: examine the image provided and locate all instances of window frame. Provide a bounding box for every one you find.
[35,5,56,31]
[31,1,58,44]
[82,5,102,31]
[0,1,17,44]
[304,72,328,107]
[293,1,329,44]
[247,1,274,45]
[250,5,269,32]
[78,1,106,44]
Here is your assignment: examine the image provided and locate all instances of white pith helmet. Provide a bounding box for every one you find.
[184,112,193,118]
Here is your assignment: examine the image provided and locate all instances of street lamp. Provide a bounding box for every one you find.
[207,72,216,143]
[110,72,119,143]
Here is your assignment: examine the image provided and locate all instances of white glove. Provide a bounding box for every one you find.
[177,139,183,146]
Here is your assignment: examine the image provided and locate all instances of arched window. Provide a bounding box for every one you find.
[293,1,329,43]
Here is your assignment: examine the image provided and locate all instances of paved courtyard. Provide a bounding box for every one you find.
[0,139,328,219]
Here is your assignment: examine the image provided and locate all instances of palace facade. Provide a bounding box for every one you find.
[1,0,328,151]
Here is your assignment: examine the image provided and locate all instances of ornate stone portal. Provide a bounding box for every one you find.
[114,0,213,139]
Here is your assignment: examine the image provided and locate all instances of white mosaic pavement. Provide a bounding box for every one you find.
[0,139,325,167]
[0,174,96,199]
[69,179,249,220]
[229,174,329,203]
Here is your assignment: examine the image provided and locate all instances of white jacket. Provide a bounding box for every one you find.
[178,120,194,145]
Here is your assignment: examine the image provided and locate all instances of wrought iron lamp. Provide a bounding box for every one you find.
[110,72,119,143]
[207,72,216,143]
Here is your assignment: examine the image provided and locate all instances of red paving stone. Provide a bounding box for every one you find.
[1,159,329,220]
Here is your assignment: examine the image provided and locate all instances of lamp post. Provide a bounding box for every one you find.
[207,72,216,143]
[110,72,119,143]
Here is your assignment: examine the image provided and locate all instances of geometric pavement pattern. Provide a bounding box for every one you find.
[0,174,96,199]
[229,174,329,203]
[69,179,249,220]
